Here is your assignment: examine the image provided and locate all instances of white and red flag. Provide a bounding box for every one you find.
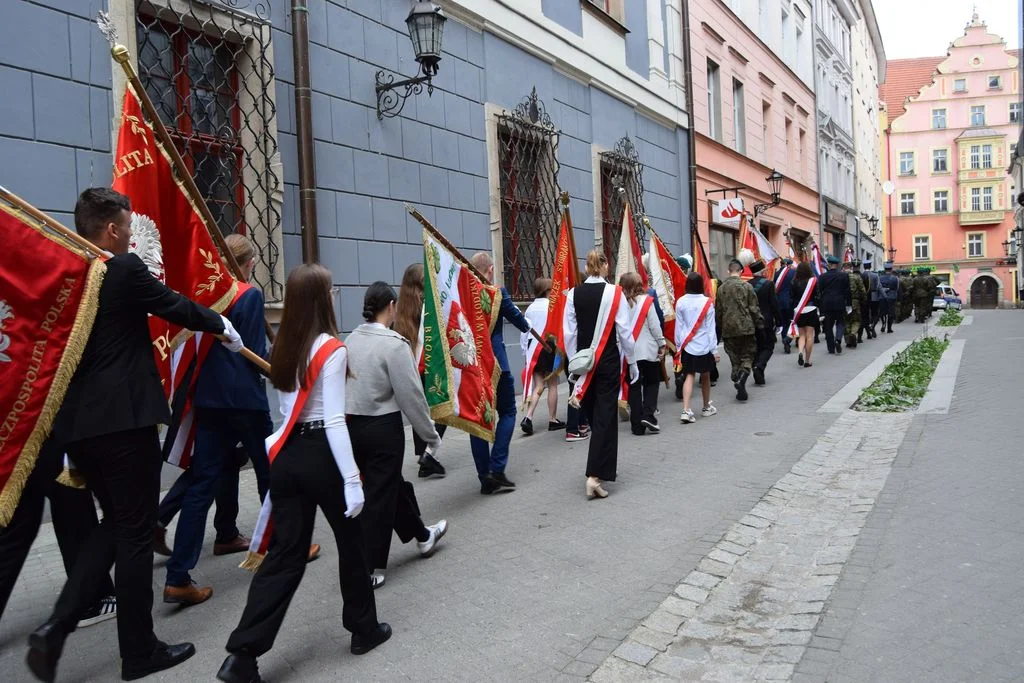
[613,202,648,287]
[646,227,687,347]
[112,84,239,469]
[810,243,827,277]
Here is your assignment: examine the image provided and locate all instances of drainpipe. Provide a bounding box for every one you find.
[292,0,319,263]
[680,0,698,250]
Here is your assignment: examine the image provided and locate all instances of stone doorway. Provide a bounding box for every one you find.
[970,275,999,309]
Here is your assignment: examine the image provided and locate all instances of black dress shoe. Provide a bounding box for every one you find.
[217,654,262,683]
[351,623,392,655]
[26,620,67,683]
[122,641,196,681]
[417,454,446,479]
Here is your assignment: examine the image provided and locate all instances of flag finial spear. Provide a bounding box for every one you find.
[96,11,119,48]
[560,191,569,207]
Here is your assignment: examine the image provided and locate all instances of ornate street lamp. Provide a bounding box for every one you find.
[375,1,447,119]
[754,170,785,217]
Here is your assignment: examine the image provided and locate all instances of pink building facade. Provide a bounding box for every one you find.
[885,14,1021,308]
[690,0,820,278]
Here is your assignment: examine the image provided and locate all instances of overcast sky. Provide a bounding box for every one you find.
[874,0,1021,60]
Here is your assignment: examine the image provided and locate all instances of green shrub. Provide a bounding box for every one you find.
[854,337,949,412]
[936,307,963,326]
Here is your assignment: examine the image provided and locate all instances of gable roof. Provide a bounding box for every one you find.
[879,56,945,121]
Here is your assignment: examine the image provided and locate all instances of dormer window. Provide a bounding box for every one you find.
[988,75,1001,89]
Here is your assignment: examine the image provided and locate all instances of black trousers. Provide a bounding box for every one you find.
[581,355,620,481]
[779,308,793,348]
[412,423,446,457]
[627,360,661,433]
[822,311,845,351]
[0,439,112,619]
[348,412,427,571]
[51,426,162,660]
[226,430,378,657]
[754,328,775,371]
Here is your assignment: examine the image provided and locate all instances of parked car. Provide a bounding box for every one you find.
[933,284,963,311]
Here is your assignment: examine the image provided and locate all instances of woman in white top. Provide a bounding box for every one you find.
[219,264,389,683]
[564,250,637,499]
[520,277,564,435]
[618,272,666,435]
[674,272,720,424]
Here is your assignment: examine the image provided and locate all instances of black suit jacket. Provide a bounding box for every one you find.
[817,269,852,313]
[56,253,225,443]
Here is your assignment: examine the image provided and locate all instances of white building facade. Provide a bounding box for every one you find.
[851,0,886,265]
[812,0,857,257]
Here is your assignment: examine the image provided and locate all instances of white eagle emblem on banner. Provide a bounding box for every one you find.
[128,212,165,283]
[449,311,478,367]
[0,300,13,363]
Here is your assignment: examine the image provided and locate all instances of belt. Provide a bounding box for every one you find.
[295,420,325,435]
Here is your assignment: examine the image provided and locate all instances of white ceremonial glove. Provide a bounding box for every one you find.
[845,306,853,315]
[628,362,640,385]
[425,440,442,459]
[220,316,243,353]
[343,475,365,518]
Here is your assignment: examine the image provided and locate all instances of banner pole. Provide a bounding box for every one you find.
[110,45,276,343]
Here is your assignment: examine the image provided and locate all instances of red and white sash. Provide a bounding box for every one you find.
[673,297,713,366]
[788,278,817,338]
[240,336,344,570]
[569,284,621,406]
[521,334,546,408]
[618,295,655,404]
[774,265,792,289]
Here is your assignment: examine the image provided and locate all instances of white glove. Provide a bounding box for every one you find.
[845,306,853,315]
[628,362,640,385]
[220,316,243,353]
[425,440,441,458]
[343,475,364,518]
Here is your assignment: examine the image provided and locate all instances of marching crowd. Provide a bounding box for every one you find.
[0,187,941,683]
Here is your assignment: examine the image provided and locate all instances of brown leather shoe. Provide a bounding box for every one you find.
[163,583,213,606]
[307,544,321,563]
[213,534,251,556]
[153,526,172,557]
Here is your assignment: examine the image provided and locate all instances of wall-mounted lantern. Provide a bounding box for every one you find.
[375,1,447,120]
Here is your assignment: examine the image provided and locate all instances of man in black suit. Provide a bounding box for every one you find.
[26,188,243,682]
[816,255,852,354]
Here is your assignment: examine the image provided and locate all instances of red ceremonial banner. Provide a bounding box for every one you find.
[541,210,580,355]
[0,205,105,525]
[693,229,717,299]
[649,230,688,344]
[112,85,238,404]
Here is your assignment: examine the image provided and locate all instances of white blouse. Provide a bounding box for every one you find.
[521,297,549,358]
[674,294,717,356]
[563,276,636,364]
[630,296,665,362]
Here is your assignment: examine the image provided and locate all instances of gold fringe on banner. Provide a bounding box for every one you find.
[238,551,265,572]
[55,466,87,489]
[0,254,106,526]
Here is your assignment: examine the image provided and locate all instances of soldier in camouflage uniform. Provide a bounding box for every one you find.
[898,269,914,322]
[715,259,764,402]
[913,267,937,322]
[843,261,867,348]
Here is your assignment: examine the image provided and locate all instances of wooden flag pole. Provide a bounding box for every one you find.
[405,203,548,349]
[0,185,270,374]
[110,45,276,343]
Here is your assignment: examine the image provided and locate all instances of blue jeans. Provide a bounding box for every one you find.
[165,409,271,587]
[469,372,516,482]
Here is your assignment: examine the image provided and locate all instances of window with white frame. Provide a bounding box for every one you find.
[1011,102,1022,124]
[982,144,992,168]
[971,105,986,126]
[932,108,947,129]
[954,78,967,93]
[899,151,915,176]
[971,187,982,211]
[970,145,981,169]
[914,235,930,260]
[988,75,1001,89]
[967,233,984,257]
[983,186,993,210]
[732,78,746,154]
[934,190,949,213]
[707,59,722,142]
[584,0,625,24]
[932,149,948,173]
[900,192,916,215]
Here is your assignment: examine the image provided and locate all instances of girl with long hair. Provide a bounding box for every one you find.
[345,282,448,590]
[618,272,666,436]
[217,264,389,683]
[393,262,446,478]
[790,262,819,368]
[675,272,719,423]
[520,277,564,435]
[564,250,636,499]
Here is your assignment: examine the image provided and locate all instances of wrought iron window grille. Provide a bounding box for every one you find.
[599,134,646,273]
[134,0,284,303]
[496,88,562,301]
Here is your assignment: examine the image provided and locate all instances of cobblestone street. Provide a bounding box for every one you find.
[2,312,1021,682]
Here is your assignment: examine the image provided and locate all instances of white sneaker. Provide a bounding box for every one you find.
[417,519,448,557]
[680,409,696,424]
[701,403,718,417]
[371,571,386,589]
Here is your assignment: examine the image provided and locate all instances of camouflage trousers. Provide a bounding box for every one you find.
[724,335,757,381]
[914,297,932,322]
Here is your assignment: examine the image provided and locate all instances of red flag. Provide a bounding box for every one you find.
[541,211,579,354]
[693,228,717,299]
[647,229,688,345]
[0,205,105,525]
[113,85,238,468]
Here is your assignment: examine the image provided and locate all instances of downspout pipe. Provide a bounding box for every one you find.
[292,0,319,263]
[680,0,698,250]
